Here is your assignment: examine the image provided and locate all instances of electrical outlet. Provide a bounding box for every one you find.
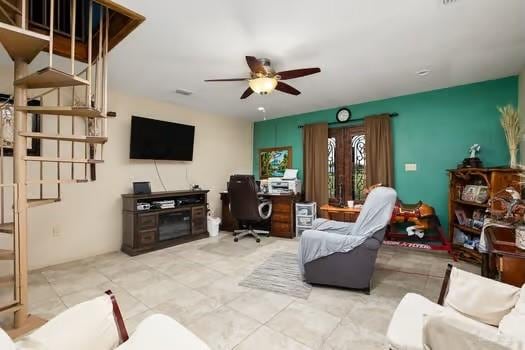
[405,163,417,172]
[52,225,61,237]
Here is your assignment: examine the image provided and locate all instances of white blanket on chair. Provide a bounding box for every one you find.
[298,187,397,274]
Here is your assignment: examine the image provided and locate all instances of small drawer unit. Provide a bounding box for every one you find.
[295,202,317,237]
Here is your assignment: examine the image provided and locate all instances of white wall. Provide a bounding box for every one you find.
[0,64,253,270]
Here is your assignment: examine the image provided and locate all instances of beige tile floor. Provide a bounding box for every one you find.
[0,233,479,349]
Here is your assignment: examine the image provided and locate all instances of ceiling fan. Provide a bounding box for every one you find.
[204,56,321,99]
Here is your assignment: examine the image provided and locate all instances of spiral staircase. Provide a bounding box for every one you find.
[0,0,144,337]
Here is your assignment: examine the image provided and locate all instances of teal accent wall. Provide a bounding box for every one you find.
[253,76,519,229]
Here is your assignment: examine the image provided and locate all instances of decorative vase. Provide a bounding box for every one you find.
[516,225,525,250]
[509,147,518,168]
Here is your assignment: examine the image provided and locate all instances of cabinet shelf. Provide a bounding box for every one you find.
[452,199,489,208]
[453,223,481,235]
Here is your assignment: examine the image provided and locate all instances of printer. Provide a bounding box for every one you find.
[268,169,302,194]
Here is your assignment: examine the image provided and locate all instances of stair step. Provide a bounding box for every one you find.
[15,106,104,118]
[0,302,21,315]
[0,222,14,234]
[28,198,61,208]
[20,132,107,144]
[0,249,14,260]
[24,156,103,164]
[0,22,49,63]
[14,67,90,89]
[0,275,13,288]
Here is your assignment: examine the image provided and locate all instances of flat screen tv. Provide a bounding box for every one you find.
[130,116,195,161]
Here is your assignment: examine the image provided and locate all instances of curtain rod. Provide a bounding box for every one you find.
[297,112,398,129]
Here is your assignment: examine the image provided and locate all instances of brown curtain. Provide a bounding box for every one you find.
[365,115,393,187]
[304,123,329,206]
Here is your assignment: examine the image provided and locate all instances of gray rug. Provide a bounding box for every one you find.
[239,252,312,299]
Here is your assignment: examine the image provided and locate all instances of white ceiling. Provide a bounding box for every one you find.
[14,0,525,120]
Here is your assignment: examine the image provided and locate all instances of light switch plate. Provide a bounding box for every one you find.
[405,163,417,171]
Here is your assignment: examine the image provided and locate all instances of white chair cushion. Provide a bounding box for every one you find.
[444,267,520,326]
[515,285,525,313]
[423,309,522,350]
[0,328,15,350]
[15,295,119,350]
[386,293,444,350]
[116,314,209,350]
[499,285,525,344]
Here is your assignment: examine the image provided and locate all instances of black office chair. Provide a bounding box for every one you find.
[228,175,272,243]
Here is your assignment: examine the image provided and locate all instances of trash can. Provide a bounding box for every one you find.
[207,216,221,237]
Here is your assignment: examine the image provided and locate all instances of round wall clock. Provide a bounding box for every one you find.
[336,108,351,123]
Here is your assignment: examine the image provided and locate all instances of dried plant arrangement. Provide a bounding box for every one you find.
[498,104,521,168]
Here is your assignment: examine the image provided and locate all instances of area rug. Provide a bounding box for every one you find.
[239,251,312,299]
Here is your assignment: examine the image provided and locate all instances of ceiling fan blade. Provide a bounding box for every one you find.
[246,56,265,74]
[276,82,301,96]
[240,87,254,99]
[277,68,321,80]
[204,78,248,82]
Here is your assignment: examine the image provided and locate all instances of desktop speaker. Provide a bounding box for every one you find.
[133,181,151,195]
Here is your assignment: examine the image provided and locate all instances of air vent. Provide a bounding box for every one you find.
[442,0,458,5]
[175,89,193,96]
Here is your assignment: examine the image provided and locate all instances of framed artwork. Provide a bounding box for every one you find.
[0,94,41,157]
[259,146,292,179]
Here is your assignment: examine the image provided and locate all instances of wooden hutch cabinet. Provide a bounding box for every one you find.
[448,168,520,264]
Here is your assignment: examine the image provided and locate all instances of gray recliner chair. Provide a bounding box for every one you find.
[303,227,387,293]
[299,187,397,293]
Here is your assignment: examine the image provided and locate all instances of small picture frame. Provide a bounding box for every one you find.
[475,186,489,204]
[472,209,484,221]
[461,185,489,204]
[133,181,151,195]
[472,220,484,230]
[461,185,478,202]
[455,209,467,225]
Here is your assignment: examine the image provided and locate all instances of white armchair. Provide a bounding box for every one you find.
[386,264,525,350]
[1,290,210,350]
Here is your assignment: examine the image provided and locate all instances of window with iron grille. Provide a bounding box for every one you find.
[328,126,367,204]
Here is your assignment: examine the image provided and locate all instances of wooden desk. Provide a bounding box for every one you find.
[320,204,361,223]
[220,192,301,239]
[483,226,525,287]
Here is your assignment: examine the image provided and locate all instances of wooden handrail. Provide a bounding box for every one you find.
[48,0,54,67]
[70,0,76,75]
[57,88,61,199]
[0,4,16,25]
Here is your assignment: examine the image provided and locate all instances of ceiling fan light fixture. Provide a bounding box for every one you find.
[249,77,277,95]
